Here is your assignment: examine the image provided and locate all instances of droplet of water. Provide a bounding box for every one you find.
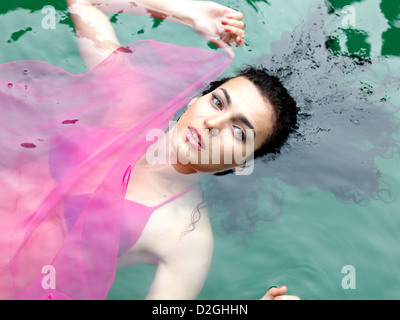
[23,69,28,75]
[62,119,79,125]
[8,83,13,88]
[20,143,37,149]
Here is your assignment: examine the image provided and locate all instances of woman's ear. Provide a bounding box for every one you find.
[232,165,246,174]
[232,159,254,176]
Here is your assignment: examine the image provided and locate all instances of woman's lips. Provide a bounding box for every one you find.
[186,126,203,151]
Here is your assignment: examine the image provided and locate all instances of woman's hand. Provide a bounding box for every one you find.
[189,1,245,58]
[260,286,301,300]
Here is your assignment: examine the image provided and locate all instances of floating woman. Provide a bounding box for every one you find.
[0,0,299,300]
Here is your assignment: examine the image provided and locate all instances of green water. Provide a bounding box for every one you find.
[2,0,400,300]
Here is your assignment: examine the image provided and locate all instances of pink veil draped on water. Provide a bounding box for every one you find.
[0,40,231,300]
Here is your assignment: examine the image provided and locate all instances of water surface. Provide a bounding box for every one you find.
[2,0,399,300]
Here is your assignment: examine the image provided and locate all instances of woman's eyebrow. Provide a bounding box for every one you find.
[219,88,232,106]
[219,88,256,137]
[238,116,256,137]
[238,116,256,139]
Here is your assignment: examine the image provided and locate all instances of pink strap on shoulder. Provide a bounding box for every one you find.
[152,184,198,209]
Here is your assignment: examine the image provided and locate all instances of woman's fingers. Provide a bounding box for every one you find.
[226,9,244,21]
[274,295,301,300]
[209,37,235,58]
[194,3,245,49]
[261,286,300,300]
[221,15,245,46]
[260,286,287,300]
[223,25,245,46]
[260,286,301,300]
[221,18,245,30]
[269,286,288,298]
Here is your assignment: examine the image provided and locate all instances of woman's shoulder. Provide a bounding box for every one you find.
[153,184,211,238]
[141,185,213,258]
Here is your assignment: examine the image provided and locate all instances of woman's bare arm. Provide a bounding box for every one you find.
[67,0,122,69]
[145,234,214,300]
[67,0,245,69]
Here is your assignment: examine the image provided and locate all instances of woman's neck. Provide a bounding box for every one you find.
[133,131,208,193]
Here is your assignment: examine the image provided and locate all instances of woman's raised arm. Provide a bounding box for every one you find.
[67,0,245,69]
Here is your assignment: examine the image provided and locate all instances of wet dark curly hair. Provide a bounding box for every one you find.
[201,65,299,162]
[184,66,299,236]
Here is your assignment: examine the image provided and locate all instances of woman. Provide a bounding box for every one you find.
[0,0,299,300]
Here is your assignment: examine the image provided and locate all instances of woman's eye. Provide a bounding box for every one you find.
[212,95,223,109]
[233,126,246,141]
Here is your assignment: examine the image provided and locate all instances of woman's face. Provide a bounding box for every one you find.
[171,76,276,173]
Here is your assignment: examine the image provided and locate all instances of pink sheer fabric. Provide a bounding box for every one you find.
[0,40,231,300]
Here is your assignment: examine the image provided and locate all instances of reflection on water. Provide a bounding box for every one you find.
[243,0,271,11]
[205,1,399,242]
[198,0,400,301]
[1,0,398,57]
[380,0,400,56]
[326,0,400,57]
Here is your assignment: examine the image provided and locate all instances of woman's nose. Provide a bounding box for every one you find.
[204,114,230,132]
